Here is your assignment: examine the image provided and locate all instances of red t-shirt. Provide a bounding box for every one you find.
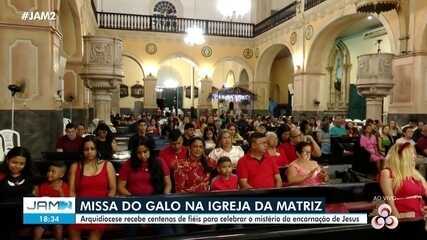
[37,181,70,197]
[236,153,279,189]
[119,158,170,196]
[266,149,289,167]
[211,174,238,191]
[279,142,297,164]
[56,135,83,152]
[159,145,187,170]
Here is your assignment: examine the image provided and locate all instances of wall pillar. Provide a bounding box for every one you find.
[388,54,427,123]
[356,53,394,121]
[111,86,120,115]
[143,74,157,110]
[253,81,270,112]
[198,76,212,113]
[293,72,327,116]
[80,36,124,125]
[0,0,65,159]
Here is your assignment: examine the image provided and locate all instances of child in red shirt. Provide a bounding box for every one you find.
[211,157,238,191]
[33,161,69,240]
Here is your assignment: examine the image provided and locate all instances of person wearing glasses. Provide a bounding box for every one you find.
[280,128,321,164]
[286,142,328,186]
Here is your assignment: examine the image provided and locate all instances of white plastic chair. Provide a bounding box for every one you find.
[0,129,21,158]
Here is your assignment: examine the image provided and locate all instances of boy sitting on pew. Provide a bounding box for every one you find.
[33,161,69,240]
[211,156,238,191]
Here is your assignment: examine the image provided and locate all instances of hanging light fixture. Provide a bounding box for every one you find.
[217,0,251,19]
[184,26,205,46]
[356,0,399,14]
[184,0,205,46]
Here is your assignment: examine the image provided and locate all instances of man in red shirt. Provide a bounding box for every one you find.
[159,129,187,171]
[237,132,282,190]
[280,128,321,164]
[56,123,83,152]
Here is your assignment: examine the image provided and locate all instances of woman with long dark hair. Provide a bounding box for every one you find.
[175,137,213,193]
[0,147,34,240]
[68,136,116,240]
[118,139,171,196]
[203,127,217,154]
[94,122,118,160]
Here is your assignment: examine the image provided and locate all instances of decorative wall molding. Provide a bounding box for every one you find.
[8,39,39,100]
[7,0,37,13]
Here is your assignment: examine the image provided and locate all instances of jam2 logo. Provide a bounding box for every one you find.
[371,203,398,230]
[27,200,72,211]
[24,197,75,213]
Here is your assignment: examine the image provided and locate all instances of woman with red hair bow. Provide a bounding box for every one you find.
[379,142,427,218]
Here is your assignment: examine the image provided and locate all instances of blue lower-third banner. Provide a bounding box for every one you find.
[23,197,367,225]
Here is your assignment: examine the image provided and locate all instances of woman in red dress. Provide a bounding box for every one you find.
[68,136,117,240]
[174,137,213,193]
[380,142,427,218]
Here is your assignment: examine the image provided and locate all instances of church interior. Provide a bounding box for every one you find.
[0,0,427,239]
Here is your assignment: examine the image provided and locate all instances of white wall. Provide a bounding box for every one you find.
[95,0,255,23]
[120,57,145,110]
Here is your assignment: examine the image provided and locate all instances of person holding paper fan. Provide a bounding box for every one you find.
[286,142,328,186]
[174,137,213,193]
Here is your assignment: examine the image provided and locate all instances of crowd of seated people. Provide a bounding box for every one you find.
[0,112,426,239]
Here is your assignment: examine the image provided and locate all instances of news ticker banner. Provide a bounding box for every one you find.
[23,197,367,225]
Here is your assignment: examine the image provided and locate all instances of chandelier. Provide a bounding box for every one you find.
[184,26,205,46]
[356,0,399,14]
[217,0,251,19]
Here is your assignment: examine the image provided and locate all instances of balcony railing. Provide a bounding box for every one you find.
[97,12,254,38]
[304,0,327,11]
[254,1,297,36]
[93,1,325,38]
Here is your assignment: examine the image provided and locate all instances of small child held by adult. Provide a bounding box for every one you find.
[33,161,69,240]
[211,156,238,191]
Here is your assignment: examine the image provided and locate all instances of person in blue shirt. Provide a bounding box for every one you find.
[330,116,347,138]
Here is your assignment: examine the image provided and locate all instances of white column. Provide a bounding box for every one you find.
[253,81,270,111]
[198,76,213,111]
[93,90,112,124]
[80,36,124,124]
[143,74,157,110]
[356,53,394,121]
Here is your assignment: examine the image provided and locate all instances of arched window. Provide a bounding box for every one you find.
[153,1,177,17]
